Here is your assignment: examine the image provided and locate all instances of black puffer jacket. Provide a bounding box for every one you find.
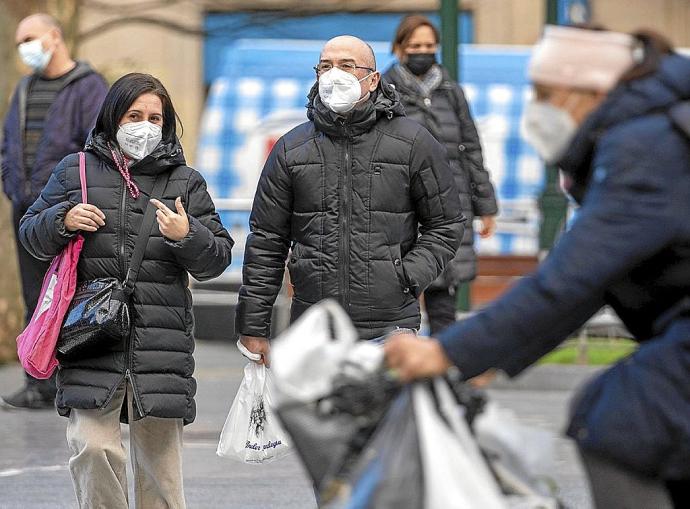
[236,82,464,340]
[384,64,498,285]
[20,133,233,424]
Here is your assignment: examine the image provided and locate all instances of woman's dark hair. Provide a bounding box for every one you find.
[94,73,181,144]
[618,29,674,82]
[391,14,440,54]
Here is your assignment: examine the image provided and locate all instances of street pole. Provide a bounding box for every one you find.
[440,0,459,80]
[547,0,558,24]
[440,0,472,311]
[537,0,569,254]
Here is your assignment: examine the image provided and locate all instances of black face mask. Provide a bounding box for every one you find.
[404,53,437,76]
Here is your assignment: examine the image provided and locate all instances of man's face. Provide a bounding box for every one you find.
[318,40,380,99]
[15,18,59,56]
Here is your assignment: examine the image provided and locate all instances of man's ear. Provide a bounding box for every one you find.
[368,71,381,92]
[47,27,62,49]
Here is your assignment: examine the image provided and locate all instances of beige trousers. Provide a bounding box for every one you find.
[66,382,186,509]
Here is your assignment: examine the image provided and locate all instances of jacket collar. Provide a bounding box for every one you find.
[306,79,406,138]
[387,63,446,99]
[27,60,96,90]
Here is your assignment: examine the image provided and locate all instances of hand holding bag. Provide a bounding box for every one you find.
[56,173,168,361]
[217,340,292,464]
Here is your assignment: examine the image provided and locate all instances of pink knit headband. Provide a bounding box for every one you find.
[528,25,637,92]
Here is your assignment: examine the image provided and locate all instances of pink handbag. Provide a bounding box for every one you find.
[16,152,87,379]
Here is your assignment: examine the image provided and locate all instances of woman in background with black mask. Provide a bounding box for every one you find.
[384,14,498,334]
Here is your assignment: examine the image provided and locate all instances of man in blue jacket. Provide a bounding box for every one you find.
[1,13,107,409]
[386,26,690,507]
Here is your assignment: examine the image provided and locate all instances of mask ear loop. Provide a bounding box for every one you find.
[357,71,375,83]
[355,71,379,106]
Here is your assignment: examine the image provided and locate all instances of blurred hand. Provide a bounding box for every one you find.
[240,335,271,367]
[384,333,453,382]
[65,204,106,232]
[151,197,190,242]
[478,215,497,238]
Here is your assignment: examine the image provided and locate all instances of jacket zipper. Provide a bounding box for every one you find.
[19,78,30,202]
[125,367,145,416]
[118,179,127,280]
[118,177,144,417]
[340,129,352,310]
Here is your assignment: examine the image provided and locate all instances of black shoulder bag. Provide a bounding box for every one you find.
[57,175,168,361]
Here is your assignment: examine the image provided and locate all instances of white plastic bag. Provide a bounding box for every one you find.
[271,299,359,404]
[217,342,291,464]
[414,379,507,509]
[474,402,559,508]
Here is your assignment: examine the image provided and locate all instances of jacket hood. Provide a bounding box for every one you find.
[559,53,690,198]
[307,78,406,137]
[85,129,187,176]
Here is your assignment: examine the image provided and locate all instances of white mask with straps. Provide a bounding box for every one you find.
[18,36,53,72]
[318,67,373,114]
[116,121,163,161]
[521,100,577,165]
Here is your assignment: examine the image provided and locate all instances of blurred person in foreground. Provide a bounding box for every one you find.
[1,13,107,409]
[237,35,464,362]
[385,25,690,508]
[384,14,498,334]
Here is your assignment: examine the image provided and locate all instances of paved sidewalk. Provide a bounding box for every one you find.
[0,341,595,508]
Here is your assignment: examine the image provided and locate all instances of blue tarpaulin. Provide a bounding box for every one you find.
[196,39,543,277]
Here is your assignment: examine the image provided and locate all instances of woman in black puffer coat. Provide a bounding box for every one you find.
[19,73,233,508]
[384,15,498,334]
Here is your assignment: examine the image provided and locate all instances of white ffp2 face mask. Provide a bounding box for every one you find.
[18,37,53,72]
[521,101,577,165]
[116,121,163,161]
[318,67,372,114]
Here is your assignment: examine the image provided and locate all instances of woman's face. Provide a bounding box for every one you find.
[534,83,605,125]
[119,93,164,127]
[403,25,438,59]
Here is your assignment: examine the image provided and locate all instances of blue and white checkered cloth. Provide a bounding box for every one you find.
[196,40,544,276]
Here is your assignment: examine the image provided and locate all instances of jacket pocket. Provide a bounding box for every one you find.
[390,244,414,302]
[287,244,318,303]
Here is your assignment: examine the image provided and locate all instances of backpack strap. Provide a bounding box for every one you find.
[122,175,168,295]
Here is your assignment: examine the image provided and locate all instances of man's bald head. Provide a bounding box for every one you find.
[16,14,63,43]
[317,35,381,104]
[15,13,73,76]
[321,35,377,70]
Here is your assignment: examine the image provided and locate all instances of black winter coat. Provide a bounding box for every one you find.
[20,133,233,424]
[438,54,690,479]
[236,83,464,340]
[384,64,498,285]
